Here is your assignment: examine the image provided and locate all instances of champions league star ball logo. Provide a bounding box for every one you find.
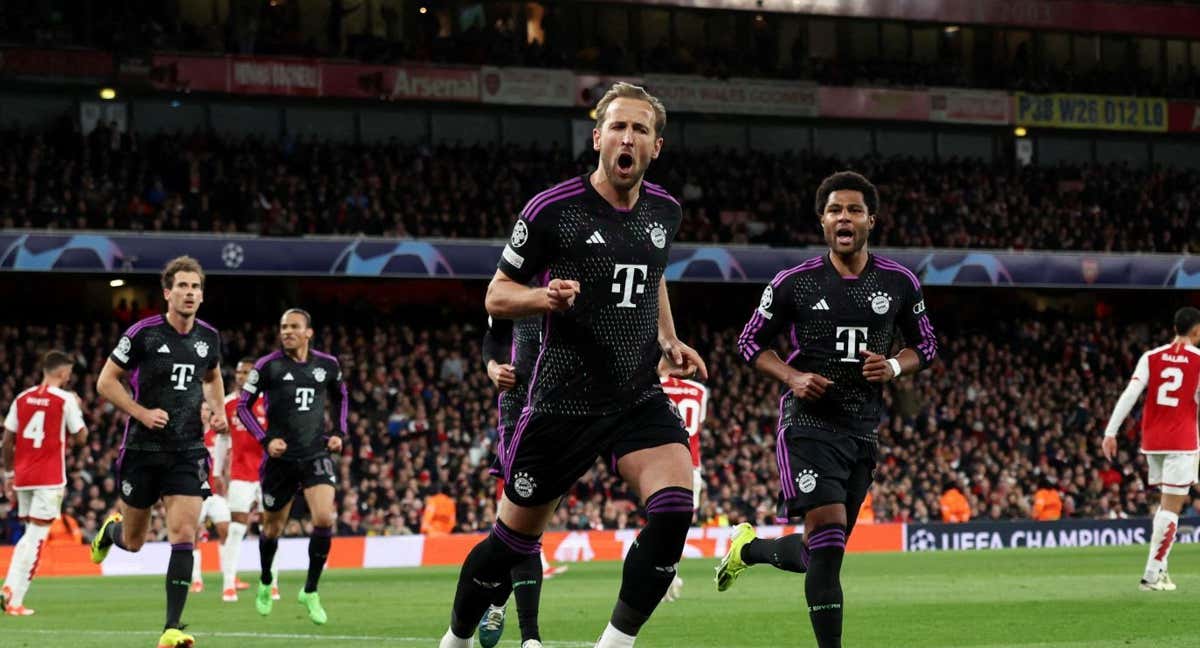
[312,367,326,383]
[115,336,132,360]
[246,369,259,386]
[513,472,537,499]
[511,220,529,248]
[908,529,938,551]
[648,223,667,249]
[795,469,818,494]
[194,341,209,358]
[221,242,245,269]
[759,286,774,311]
[869,291,892,315]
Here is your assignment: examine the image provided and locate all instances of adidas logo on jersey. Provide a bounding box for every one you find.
[811,299,830,311]
[283,372,294,381]
[587,231,606,245]
[157,344,171,353]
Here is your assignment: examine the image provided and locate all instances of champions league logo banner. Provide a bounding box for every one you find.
[904,517,1200,552]
[1,233,1197,288]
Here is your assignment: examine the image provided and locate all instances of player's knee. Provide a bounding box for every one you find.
[123,533,146,552]
[313,511,336,529]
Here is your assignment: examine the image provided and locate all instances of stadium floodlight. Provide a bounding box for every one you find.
[1014,127,1028,137]
[99,87,117,100]
[109,279,125,288]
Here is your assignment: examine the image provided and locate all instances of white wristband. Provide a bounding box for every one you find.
[886,358,902,378]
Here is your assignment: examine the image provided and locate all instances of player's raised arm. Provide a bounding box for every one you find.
[487,205,578,318]
[657,275,707,380]
[1102,352,1150,459]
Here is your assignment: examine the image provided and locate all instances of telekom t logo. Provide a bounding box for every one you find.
[295,387,316,411]
[170,364,195,391]
[611,264,648,308]
[835,327,869,362]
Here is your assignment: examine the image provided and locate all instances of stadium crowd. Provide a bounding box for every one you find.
[0,304,1184,545]
[3,125,1200,254]
[3,1,1199,98]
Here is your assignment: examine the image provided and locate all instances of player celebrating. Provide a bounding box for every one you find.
[222,358,274,602]
[439,82,707,648]
[1102,306,1200,591]
[476,315,551,648]
[92,256,228,648]
[658,369,708,602]
[719,171,938,648]
[237,308,347,625]
[190,403,232,596]
[0,350,87,616]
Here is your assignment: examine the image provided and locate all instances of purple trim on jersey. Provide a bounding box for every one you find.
[873,256,921,291]
[842,275,858,280]
[171,542,194,552]
[312,526,334,537]
[777,422,793,500]
[613,205,633,213]
[522,177,585,222]
[504,307,551,479]
[238,351,281,443]
[799,541,811,569]
[336,380,349,435]
[806,527,842,544]
[736,257,823,363]
[521,177,583,219]
[790,324,799,350]
[310,349,338,364]
[124,315,165,338]
[527,187,586,222]
[645,493,695,514]
[643,181,681,207]
[195,318,219,334]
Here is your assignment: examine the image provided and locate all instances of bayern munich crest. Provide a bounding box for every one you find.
[194,341,209,358]
[511,220,529,248]
[796,469,818,494]
[869,291,892,315]
[313,367,326,383]
[513,472,537,499]
[648,223,667,249]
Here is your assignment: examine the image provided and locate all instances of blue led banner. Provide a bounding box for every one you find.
[1,233,1198,289]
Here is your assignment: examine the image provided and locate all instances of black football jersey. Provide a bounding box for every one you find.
[482,314,542,431]
[237,349,347,461]
[496,175,682,417]
[737,253,938,441]
[110,315,222,452]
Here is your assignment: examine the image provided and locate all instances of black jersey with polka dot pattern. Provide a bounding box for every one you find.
[737,253,937,442]
[496,175,682,417]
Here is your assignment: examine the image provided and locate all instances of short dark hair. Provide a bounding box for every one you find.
[1174,307,1200,335]
[238,356,256,366]
[814,171,879,217]
[162,255,205,290]
[282,308,312,328]
[41,350,73,374]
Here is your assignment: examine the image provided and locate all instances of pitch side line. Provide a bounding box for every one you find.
[3,628,597,647]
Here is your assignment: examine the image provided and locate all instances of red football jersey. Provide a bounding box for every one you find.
[202,427,224,490]
[3,385,85,489]
[225,392,266,482]
[1133,342,1200,452]
[660,377,708,469]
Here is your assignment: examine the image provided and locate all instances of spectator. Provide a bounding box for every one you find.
[940,479,972,523]
[1032,478,1063,521]
[421,484,456,536]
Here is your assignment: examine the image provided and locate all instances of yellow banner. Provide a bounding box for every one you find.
[1015,93,1167,132]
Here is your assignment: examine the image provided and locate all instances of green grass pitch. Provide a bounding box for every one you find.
[4,545,1197,647]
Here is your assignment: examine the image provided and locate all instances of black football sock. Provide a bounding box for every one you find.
[304,526,333,593]
[610,487,693,636]
[165,542,193,630]
[741,533,809,573]
[102,520,130,551]
[511,553,544,642]
[259,536,279,586]
[448,520,541,639]
[805,525,847,648]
